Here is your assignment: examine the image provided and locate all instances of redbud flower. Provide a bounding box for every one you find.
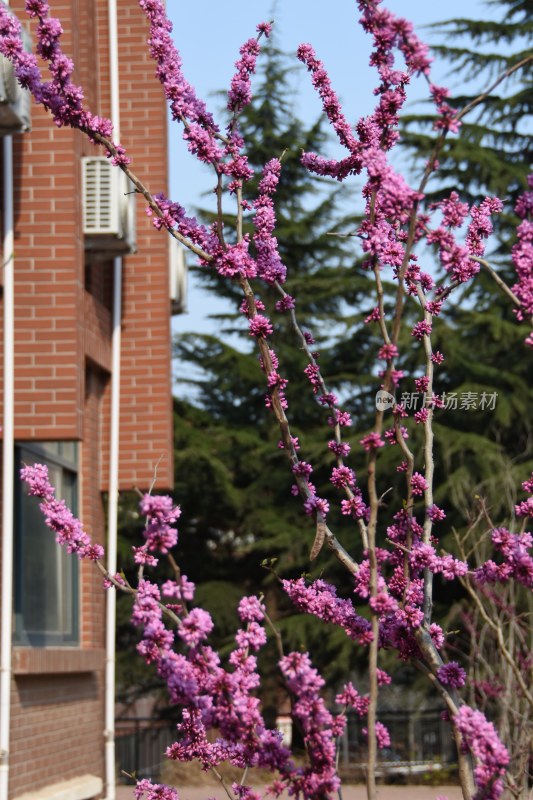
[275,294,295,312]
[256,21,272,37]
[414,408,429,424]
[328,440,351,457]
[415,376,429,392]
[360,432,385,451]
[411,472,428,496]
[411,320,432,339]
[437,662,466,688]
[378,343,398,360]
[427,504,446,522]
[134,779,179,800]
[248,314,273,338]
[178,608,214,647]
[454,706,509,799]
[331,466,356,488]
[522,472,533,494]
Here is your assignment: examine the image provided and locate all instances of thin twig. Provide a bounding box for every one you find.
[455,56,533,123]
[210,767,236,800]
[263,609,284,660]
[473,256,533,325]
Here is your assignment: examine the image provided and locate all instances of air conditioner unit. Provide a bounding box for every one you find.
[0,26,31,135]
[82,156,136,254]
[169,237,187,315]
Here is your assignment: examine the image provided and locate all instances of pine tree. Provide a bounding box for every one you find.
[397,0,533,523]
[401,0,532,244]
[171,39,377,687]
[398,7,533,788]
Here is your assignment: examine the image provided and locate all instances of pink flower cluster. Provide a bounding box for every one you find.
[20,464,104,561]
[134,779,179,800]
[474,526,533,590]
[437,662,466,689]
[281,578,373,645]
[139,0,222,164]
[0,0,120,153]
[253,159,287,284]
[511,176,533,336]
[133,494,181,565]
[9,2,533,797]
[228,37,261,116]
[454,706,509,800]
[336,681,370,716]
[426,197,503,285]
[278,651,341,797]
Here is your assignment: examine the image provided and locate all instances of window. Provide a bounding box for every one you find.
[14,442,79,647]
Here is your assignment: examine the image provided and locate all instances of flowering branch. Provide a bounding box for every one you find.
[5,0,533,798]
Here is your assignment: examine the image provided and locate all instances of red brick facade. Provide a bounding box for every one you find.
[0,0,173,795]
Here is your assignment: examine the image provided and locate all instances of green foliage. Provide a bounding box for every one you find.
[169,37,376,697]
[402,0,532,221]
[118,4,533,711]
[399,0,533,529]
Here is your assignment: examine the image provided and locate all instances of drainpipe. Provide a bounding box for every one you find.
[104,0,121,793]
[0,134,14,800]
[105,254,121,800]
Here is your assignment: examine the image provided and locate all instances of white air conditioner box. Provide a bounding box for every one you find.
[169,237,187,315]
[82,156,136,254]
[0,24,31,135]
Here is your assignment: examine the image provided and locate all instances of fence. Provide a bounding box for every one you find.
[115,705,457,784]
[115,717,177,783]
[338,707,457,780]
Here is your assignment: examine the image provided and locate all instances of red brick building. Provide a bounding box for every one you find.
[0,0,176,797]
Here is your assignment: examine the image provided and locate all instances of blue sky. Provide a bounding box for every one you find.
[165,0,498,348]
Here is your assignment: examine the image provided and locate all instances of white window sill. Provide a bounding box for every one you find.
[14,774,103,800]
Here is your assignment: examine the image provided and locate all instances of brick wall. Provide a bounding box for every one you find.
[9,673,104,794]
[96,0,173,493]
[0,0,174,483]
[1,0,174,795]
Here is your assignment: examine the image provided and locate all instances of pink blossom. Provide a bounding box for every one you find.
[378,343,398,360]
[134,779,179,800]
[435,191,469,228]
[275,294,295,312]
[20,463,55,501]
[454,706,509,799]
[238,596,265,623]
[20,465,103,560]
[162,576,195,602]
[328,440,351,457]
[178,608,214,648]
[522,472,533,494]
[411,320,432,340]
[427,504,446,522]
[256,21,272,38]
[282,578,372,645]
[248,314,273,338]
[410,472,428,496]
[341,492,368,520]
[437,662,466,688]
[376,669,392,686]
[227,38,260,115]
[362,721,391,750]
[360,432,385,451]
[331,466,356,489]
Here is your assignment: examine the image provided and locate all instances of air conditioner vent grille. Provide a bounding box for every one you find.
[81,156,136,253]
[83,158,116,234]
[0,55,19,104]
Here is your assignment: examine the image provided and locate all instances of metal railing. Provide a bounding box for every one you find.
[115,718,176,783]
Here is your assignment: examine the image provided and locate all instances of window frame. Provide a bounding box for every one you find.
[13,441,80,647]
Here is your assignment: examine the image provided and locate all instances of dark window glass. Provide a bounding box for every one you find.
[14,442,79,646]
